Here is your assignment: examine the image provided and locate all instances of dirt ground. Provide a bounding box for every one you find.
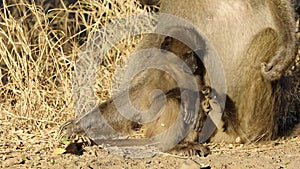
[0,124,299,169]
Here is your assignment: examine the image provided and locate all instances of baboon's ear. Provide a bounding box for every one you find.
[138,0,160,6]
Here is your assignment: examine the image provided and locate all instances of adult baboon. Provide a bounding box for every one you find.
[140,0,297,143]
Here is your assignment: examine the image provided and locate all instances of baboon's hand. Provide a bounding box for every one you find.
[181,89,200,125]
[193,86,211,132]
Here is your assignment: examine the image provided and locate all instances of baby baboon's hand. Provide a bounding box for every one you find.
[181,89,200,125]
[166,87,200,125]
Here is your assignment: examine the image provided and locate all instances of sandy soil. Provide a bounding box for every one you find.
[1,125,299,169]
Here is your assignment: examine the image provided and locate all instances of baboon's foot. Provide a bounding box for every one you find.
[261,62,283,81]
[167,142,210,157]
[57,117,93,145]
[58,118,84,137]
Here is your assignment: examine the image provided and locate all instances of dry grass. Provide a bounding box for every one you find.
[0,0,151,145]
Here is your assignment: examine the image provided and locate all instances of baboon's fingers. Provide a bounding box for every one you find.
[181,89,200,125]
[193,107,208,132]
[193,117,201,131]
[198,98,222,143]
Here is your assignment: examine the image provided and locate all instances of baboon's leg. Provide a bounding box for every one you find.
[58,95,139,140]
[228,28,281,142]
[143,87,210,156]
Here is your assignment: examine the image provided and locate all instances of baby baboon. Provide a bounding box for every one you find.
[60,32,212,156]
[143,0,297,143]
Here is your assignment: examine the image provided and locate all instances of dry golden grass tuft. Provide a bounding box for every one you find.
[0,0,151,149]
